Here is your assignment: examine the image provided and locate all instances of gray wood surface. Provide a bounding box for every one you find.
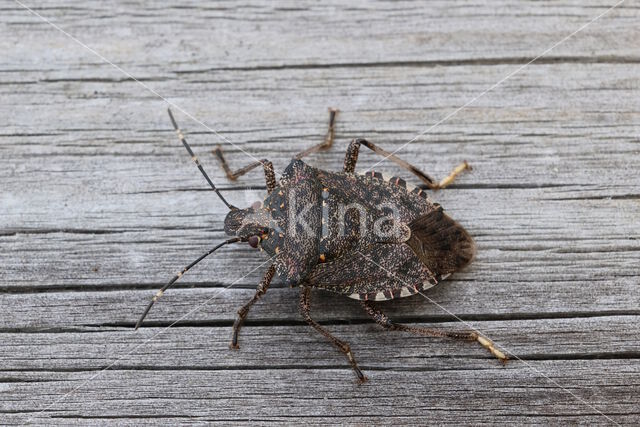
[1,1,639,425]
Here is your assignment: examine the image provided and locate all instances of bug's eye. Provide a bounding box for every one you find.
[248,235,260,248]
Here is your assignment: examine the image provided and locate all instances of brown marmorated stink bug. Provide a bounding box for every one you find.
[135,108,507,383]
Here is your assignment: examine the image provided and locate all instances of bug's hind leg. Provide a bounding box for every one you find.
[212,148,277,193]
[343,138,471,190]
[361,301,508,362]
[230,264,276,349]
[300,286,368,383]
[294,108,338,160]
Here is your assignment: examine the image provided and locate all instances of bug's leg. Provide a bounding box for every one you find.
[230,264,276,349]
[293,108,338,160]
[300,286,368,383]
[343,138,471,190]
[212,149,277,193]
[361,301,508,362]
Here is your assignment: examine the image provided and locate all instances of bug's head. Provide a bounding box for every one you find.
[224,201,271,248]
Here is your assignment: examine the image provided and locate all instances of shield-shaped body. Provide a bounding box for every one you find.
[249,160,475,300]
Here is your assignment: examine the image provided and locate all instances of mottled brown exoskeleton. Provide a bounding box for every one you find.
[136,108,507,383]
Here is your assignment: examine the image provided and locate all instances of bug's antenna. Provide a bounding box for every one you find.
[135,237,241,329]
[167,108,236,210]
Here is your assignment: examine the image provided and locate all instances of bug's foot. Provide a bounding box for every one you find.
[475,334,508,363]
[354,368,368,384]
[346,349,368,383]
[435,160,472,190]
[229,334,241,350]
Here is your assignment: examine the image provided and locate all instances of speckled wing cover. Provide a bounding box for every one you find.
[306,169,476,301]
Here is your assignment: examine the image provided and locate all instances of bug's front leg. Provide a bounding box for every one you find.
[230,264,276,349]
[361,300,508,362]
[300,286,368,383]
[213,149,277,193]
[343,138,471,190]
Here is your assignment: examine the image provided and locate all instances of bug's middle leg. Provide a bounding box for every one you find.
[299,286,368,383]
[230,264,276,349]
[361,300,508,362]
[343,138,471,190]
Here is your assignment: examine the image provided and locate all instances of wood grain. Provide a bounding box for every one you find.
[1,1,639,425]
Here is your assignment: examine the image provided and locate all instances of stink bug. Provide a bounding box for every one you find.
[136,108,507,383]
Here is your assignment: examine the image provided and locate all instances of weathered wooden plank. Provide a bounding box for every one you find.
[2,64,638,170]
[2,283,640,330]
[1,317,638,371]
[3,1,638,72]
[2,361,639,425]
